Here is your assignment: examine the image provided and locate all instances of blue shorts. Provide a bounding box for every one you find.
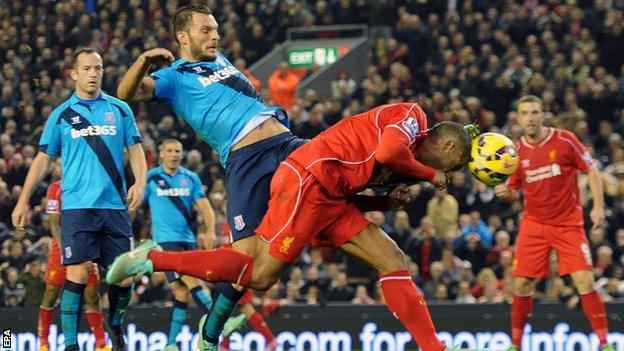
[60,209,133,267]
[159,241,197,282]
[225,132,307,242]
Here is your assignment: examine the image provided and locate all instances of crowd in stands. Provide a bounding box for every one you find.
[1,0,624,312]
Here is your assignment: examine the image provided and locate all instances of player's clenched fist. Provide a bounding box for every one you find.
[11,202,28,231]
[494,184,510,199]
[429,170,447,190]
[141,48,175,66]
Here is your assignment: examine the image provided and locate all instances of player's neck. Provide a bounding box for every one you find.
[163,166,179,176]
[524,126,549,144]
[75,89,101,100]
[180,52,198,62]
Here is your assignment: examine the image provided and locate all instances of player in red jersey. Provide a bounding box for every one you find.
[495,95,613,351]
[109,103,476,351]
[39,177,110,351]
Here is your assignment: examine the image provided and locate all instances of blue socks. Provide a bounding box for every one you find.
[60,280,85,349]
[190,286,213,314]
[167,299,188,345]
[107,284,132,333]
[202,283,244,343]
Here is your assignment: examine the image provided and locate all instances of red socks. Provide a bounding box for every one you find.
[511,295,534,347]
[380,270,445,351]
[249,312,276,343]
[220,337,230,350]
[580,291,609,346]
[85,311,107,347]
[38,307,54,346]
[148,248,254,286]
[219,313,275,349]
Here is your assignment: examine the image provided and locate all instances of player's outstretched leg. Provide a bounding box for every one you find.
[106,240,255,287]
[341,223,483,351]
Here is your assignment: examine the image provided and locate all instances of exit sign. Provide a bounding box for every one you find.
[287,46,348,68]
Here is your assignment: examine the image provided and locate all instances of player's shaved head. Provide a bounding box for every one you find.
[427,121,471,170]
[173,4,212,44]
[160,138,182,150]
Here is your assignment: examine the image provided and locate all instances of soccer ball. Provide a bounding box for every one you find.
[468,132,519,186]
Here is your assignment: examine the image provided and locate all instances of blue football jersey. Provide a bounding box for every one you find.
[39,92,142,210]
[144,165,205,243]
[151,53,285,167]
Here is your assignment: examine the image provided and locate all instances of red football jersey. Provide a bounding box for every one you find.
[507,128,594,226]
[45,180,62,214]
[288,103,435,197]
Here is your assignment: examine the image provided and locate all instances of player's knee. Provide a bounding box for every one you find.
[251,274,278,291]
[571,271,595,294]
[381,245,408,273]
[66,262,91,283]
[250,264,280,291]
[391,248,408,271]
[514,277,537,295]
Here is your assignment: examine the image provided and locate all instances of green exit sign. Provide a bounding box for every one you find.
[287,47,340,68]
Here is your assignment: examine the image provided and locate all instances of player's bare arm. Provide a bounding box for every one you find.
[11,152,53,229]
[375,128,443,189]
[587,163,607,230]
[195,197,217,249]
[117,48,174,101]
[126,143,148,213]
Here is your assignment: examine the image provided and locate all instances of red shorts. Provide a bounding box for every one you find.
[256,161,370,264]
[44,241,100,287]
[513,218,592,278]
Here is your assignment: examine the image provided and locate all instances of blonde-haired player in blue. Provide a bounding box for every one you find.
[144,138,217,351]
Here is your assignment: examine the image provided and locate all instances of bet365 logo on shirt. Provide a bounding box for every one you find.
[70,125,117,139]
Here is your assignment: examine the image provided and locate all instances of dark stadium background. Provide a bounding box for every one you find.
[0,0,623,349]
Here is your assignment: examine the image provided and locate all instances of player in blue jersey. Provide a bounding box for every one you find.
[144,139,217,351]
[12,48,147,351]
[115,4,301,349]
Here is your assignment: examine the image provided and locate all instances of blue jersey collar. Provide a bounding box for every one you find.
[158,164,181,177]
[68,91,108,105]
